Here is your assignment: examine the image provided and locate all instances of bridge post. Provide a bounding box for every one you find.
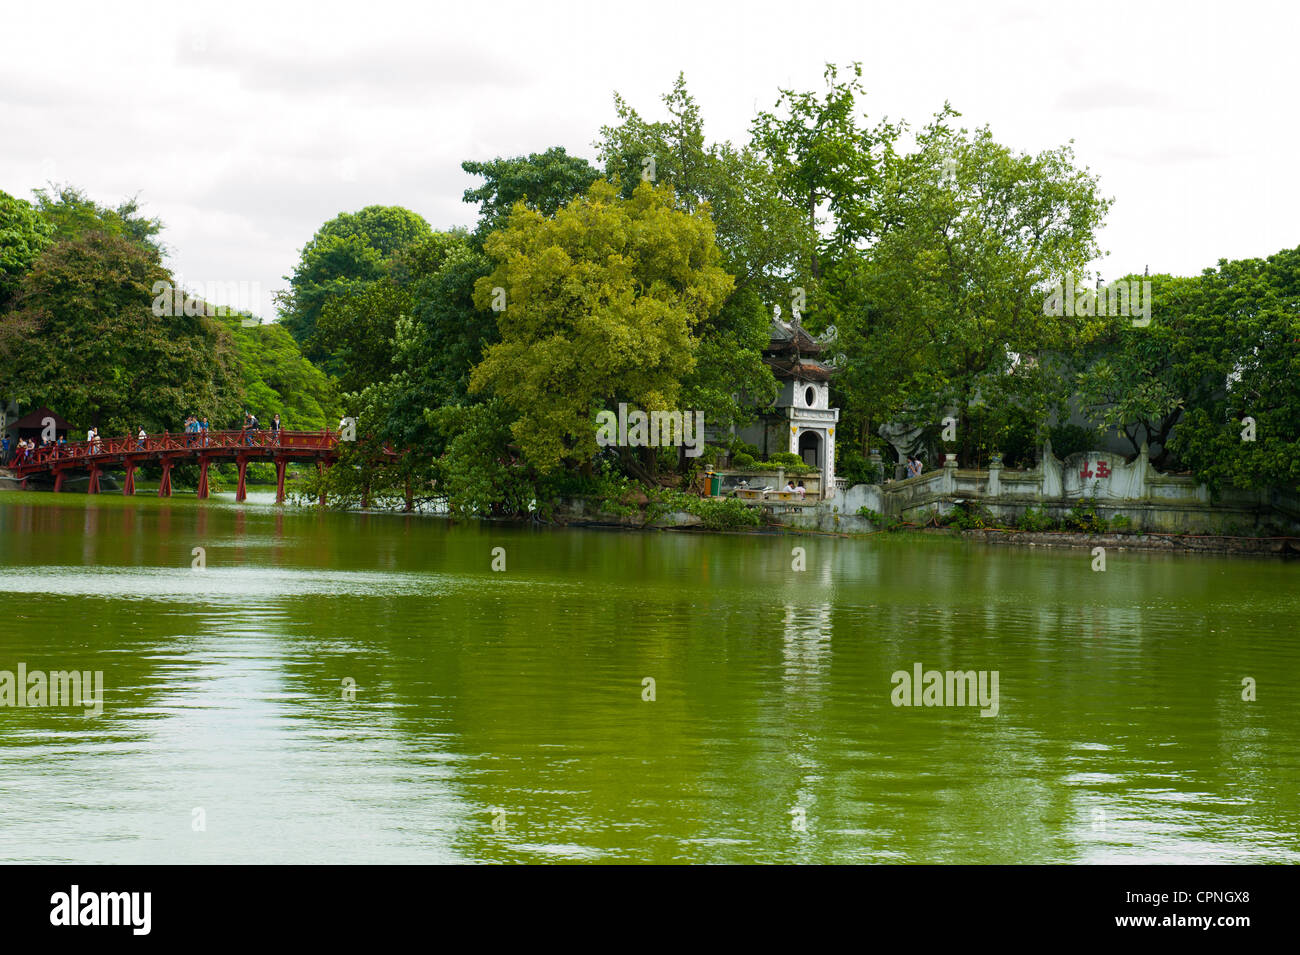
[53,469,65,493]
[158,458,173,497]
[275,458,287,504]
[123,461,136,495]
[88,466,101,494]
[197,457,209,499]
[236,456,248,502]
[405,476,413,512]
[317,459,328,507]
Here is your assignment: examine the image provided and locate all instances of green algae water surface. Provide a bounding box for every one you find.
[1,490,1297,863]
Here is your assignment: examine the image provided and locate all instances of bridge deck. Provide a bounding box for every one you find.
[6,430,341,503]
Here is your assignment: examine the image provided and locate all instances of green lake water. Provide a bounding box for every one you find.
[0,489,1297,864]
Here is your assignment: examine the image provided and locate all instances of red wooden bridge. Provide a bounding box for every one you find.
[5,430,341,503]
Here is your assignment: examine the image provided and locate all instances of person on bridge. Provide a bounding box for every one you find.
[1,435,9,464]
[137,427,147,450]
[271,413,281,445]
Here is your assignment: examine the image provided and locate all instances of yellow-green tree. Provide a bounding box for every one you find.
[470,180,733,471]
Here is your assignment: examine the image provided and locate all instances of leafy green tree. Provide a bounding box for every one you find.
[315,282,414,396]
[33,185,163,253]
[278,205,432,358]
[221,316,339,430]
[598,75,809,428]
[469,179,733,472]
[1,232,242,435]
[332,239,495,506]
[462,146,602,239]
[316,229,479,396]
[750,63,901,277]
[1073,274,1194,463]
[843,116,1111,464]
[1165,247,1300,492]
[426,398,537,516]
[0,190,53,305]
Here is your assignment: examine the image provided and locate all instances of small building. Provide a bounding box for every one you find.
[6,406,73,445]
[734,313,841,490]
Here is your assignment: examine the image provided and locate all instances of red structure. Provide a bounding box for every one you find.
[7,430,342,504]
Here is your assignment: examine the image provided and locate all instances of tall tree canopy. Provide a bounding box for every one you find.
[0,190,54,306]
[1163,247,1300,492]
[278,205,432,359]
[836,113,1111,464]
[462,146,602,239]
[33,185,163,253]
[469,179,733,471]
[1,231,242,434]
[598,75,811,427]
[750,62,901,277]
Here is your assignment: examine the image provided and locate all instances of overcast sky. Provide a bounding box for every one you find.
[3,0,1296,320]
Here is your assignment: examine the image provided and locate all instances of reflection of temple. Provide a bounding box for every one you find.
[735,313,841,488]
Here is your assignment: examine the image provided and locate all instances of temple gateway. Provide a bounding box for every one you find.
[732,311,841,492]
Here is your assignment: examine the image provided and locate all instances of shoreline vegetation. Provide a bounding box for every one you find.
[4,67,1299,546]
[3,478,1296,556]
[545,505,1300,556]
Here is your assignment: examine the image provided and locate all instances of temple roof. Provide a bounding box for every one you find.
[767,357,835,382]
[768,318,824,354]
[10,406,73,430]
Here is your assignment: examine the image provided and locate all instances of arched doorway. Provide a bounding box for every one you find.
[798,430,822,469]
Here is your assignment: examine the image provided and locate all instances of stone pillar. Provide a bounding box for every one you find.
[988,453,1002,497]
[943,454,957,495]
[868,448,884,486]
[1040,438,1062,499]
[1136,441,1150,500]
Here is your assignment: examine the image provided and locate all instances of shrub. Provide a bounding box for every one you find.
[688,496,763,530]
[943,501,994,530]
[1017,506,1055,532]
[766,451,818,473]
[1064,498,1109,534]
[731,452,757,470]
[836,447,875,486]
[643,487,763,530]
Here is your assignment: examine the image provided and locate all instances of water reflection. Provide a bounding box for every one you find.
[0,492,1297,863]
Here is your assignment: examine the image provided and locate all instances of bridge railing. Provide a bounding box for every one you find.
[10,430,340,468]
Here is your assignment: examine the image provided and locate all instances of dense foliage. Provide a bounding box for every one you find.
[4,65,1297,512]
[0,187,335,437]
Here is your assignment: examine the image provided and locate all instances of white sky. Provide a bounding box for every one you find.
[2,0,1297,320]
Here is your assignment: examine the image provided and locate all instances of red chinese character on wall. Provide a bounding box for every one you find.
[1079,463,1093,479]
[1095,460,1111,479]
